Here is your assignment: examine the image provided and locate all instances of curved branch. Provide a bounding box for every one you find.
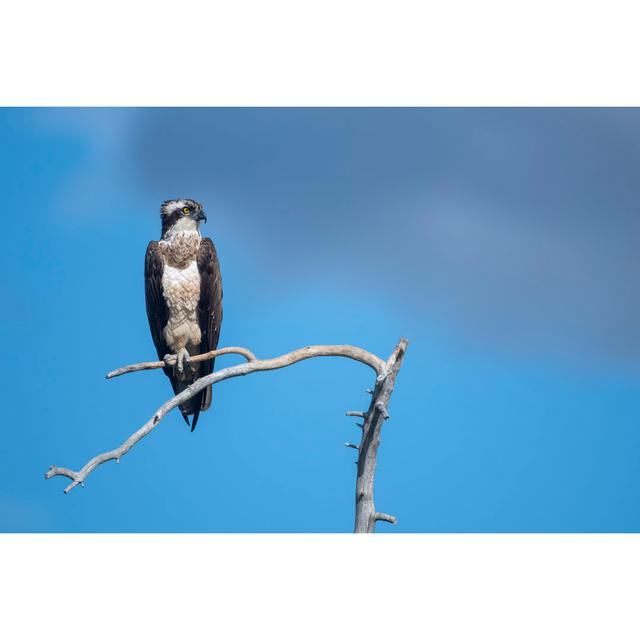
[45,343,387,493]
[105,346,257,379]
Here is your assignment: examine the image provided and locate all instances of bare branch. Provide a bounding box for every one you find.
[105,346,257,379]
[46,343,387,494]
[354,337,408,533]
[46,339,408,534]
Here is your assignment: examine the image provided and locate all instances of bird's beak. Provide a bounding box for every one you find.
[195,210,207,223]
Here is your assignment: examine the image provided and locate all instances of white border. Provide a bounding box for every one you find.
[2,534,640,639]
[3,3,640,638]
[2,1,640,105]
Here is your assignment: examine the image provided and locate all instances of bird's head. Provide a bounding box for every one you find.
[160,199,207,238]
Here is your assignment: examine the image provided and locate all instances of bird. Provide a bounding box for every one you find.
[144,199,223,431]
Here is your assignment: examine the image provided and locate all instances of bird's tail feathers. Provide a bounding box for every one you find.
[179,410,191,428]
[201,385,212,412]
[171,378,213,432]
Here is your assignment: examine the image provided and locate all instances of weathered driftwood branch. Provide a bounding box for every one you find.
[352,337,408,533]
[45,339,408,533]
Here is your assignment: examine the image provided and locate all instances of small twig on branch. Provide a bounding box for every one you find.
[375,512,397,524]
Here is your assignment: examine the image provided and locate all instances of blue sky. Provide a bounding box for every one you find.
[1,107,639,532]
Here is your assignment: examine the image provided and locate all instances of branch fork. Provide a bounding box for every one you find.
[46,338,409,532]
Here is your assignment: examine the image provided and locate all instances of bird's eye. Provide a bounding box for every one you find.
[182,206,190,214]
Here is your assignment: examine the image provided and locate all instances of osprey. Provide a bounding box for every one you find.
[144,199,222,431]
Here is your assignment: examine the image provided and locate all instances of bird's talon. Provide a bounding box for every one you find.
[175,348,190,375]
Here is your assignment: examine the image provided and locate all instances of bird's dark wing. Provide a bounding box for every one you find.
[190,237,223,430]
[144,241,171,379]
[145,240,195,429]
[197,237,223,369]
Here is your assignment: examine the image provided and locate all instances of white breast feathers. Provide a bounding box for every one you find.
[161,258,202,352]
